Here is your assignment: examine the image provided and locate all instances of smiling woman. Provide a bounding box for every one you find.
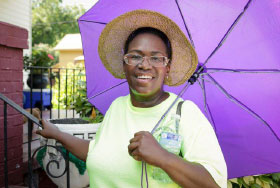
[37,9,228,188]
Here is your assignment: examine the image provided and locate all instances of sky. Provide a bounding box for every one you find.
[62,0,99,10]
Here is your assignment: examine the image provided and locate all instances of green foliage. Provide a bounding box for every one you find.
[32,0,85,47]
[82,113,104,124]
[52,69,81,109]
[51,69,103,123]
[23,44,58,71]
[228,173,280,188]
[72,78,91,116]
[71,74,104,123]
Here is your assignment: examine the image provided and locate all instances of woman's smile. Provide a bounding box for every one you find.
[123,33,170,98]
[134,73,154,84]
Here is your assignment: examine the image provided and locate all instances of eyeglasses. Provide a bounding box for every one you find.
[123,54,169,67]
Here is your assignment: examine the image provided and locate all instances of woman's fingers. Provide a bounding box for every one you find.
[130,131,150,144]
[128,131,148,157]
[128,135,144,161]
[41,119,47,128]
[128,142,143,161]
[131,149,142,161]
[35,129,41,135]
[128,142,139,155]
[128,131,155,162]
[134,131,148,137]
[36,120,46,135]
[128,131,168,166]
[129,134,142,143]
[35,119,59,139]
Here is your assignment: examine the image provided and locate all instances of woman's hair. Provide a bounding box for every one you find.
[124,27,172,60]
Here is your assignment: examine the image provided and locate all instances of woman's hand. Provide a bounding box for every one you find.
[36,119,61,140]
[36,119,90,161]
[128,131,169,167]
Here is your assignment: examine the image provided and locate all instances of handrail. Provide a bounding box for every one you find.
[0,92,70,188]
[1,93,39,188]
[0,93,42,127]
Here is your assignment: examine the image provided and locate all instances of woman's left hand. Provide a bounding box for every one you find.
[128,131,169,167]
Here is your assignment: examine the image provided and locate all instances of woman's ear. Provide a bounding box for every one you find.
[122,61,127,77]
[164,63,171,82]
[166,62,171,75]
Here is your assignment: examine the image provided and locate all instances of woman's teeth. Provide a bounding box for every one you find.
[137,75,152,79]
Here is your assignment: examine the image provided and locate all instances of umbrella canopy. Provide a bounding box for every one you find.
[78,0,280,179]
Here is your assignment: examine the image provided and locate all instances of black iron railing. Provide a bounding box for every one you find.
[0,93,72,188]
[1,66,86,187]
[24,66,86,119]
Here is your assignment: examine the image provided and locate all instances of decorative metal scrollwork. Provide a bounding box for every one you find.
[32,144,68,179]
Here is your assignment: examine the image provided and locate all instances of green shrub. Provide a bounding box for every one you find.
[71,77,104,123]
[228,173,280,188]
[51,69,103,123]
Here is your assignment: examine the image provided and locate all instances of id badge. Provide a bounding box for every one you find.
[159,132,182,155]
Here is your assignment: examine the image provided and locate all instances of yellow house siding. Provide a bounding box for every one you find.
[57,50,83,67]
[59,50,83,65]
[54,34,84,68]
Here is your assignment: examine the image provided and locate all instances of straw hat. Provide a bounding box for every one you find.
[98,9,198,86]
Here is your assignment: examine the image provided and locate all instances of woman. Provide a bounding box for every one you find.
[37,10,227,188]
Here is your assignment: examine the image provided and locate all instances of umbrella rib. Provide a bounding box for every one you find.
[174,0,195,48]
[87,81,127,100]
[199,75,214,82]
[197,79,208,113]
[198,76,217,132]
[200,0,254,70]
[206,74,280,142]
[78,19,107,25]
[205,68,280,74]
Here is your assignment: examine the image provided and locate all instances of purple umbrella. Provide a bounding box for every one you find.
[78,0,280,179]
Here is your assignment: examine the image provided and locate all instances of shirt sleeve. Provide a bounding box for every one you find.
[179,100,228,188]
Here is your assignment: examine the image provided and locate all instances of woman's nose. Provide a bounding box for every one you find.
[138,57,152,69]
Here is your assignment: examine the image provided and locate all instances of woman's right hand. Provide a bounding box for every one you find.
[36,119,89,161]
[36,119,61,140]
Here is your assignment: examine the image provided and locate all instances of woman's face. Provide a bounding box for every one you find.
[123,33,170,98]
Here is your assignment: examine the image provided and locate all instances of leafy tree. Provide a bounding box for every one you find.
[32,0,85,47]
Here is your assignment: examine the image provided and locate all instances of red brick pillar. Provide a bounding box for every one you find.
[0,21,28,186]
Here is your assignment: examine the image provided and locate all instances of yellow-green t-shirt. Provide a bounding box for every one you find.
[86,93,227,188]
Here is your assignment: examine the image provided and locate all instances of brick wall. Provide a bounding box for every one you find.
[0,21,28,186]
